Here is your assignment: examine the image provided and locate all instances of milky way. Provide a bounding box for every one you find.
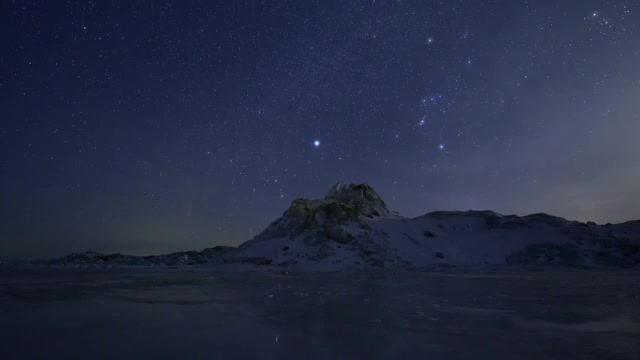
[1,1,639,256]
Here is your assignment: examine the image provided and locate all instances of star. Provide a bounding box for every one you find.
[427,37,434,44]
[313,140,320,147]
[438,144,445,150]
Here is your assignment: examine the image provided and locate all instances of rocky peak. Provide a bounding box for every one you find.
[324,183,391,214]
[246,183,397,245]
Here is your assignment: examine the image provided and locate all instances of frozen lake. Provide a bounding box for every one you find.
[1,268,639,359]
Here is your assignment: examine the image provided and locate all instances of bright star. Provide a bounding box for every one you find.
[438,144,445,150]
[313,140,320,147]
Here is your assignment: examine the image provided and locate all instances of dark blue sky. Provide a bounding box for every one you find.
[2,0,639,256]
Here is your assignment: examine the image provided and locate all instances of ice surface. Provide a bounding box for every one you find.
[1,268,639,359]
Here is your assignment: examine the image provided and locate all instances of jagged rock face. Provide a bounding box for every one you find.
[253,200,367,244]
[250,183,396,245]
[324,183,395,217]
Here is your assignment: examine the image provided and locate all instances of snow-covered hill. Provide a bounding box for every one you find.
[230,183,640,270]
[13,183,640,270]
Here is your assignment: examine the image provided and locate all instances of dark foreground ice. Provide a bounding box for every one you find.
[1,269,639,359]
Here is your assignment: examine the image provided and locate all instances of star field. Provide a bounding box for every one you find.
[1,0,639,256]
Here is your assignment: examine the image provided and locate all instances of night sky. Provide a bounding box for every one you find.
[2,1,639,256]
